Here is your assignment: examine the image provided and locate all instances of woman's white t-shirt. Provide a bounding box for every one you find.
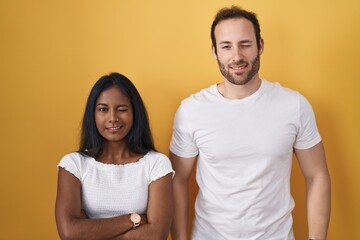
[58,150,174,218]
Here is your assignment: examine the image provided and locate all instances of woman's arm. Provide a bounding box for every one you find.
[55,168,145,240]
[115,173,173,240]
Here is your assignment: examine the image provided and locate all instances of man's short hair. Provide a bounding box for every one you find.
[211,6,262,53]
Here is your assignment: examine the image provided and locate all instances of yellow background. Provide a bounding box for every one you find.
[1,0,359,239]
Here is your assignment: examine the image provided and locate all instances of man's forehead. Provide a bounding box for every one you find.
[215,18,256,40]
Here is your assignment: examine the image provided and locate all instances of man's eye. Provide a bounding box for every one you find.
[222,46,231,49]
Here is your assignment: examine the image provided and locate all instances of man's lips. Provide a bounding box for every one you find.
[230,62,248,70]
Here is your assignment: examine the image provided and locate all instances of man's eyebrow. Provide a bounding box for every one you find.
[218,41,232,45]
[239,40,253,44]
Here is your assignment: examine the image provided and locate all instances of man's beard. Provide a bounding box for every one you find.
[217,53,260,86]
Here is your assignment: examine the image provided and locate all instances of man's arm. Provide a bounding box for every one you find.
[294,141,331,240]
[169,151,197,240]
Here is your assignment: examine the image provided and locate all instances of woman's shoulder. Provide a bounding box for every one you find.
[144,151,170,161]
[144,151,172,169]
[60,151,91,162]
[58,151,93,172]
[144,151,174,181]
[57,151,95,180]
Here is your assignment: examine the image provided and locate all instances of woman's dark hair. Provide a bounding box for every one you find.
[211,6,261,54]
[79,72,156,158]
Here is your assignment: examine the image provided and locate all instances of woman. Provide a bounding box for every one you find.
[55,73,174,240]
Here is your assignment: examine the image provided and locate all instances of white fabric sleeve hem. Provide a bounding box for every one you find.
[57,165,81,180]
[148,152,175,183]
[169,147,198,159]
[294,136,322,150]
[169,104,199,158]
[57,153,81,180]
[150,170,175,183]
[294,94,321,149]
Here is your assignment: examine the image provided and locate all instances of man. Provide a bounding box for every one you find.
[170,6,331,240]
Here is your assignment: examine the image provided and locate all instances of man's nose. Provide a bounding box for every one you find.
[233,48,243,62]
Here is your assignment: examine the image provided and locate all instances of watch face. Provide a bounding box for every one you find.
[130,213,141,223]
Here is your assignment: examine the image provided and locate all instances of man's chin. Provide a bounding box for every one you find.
[226,76,251,86]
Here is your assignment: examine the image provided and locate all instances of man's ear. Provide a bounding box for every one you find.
[259,38,264,55]
[212,45,218,59]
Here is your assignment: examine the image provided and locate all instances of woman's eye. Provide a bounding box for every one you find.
[98,108,107,112]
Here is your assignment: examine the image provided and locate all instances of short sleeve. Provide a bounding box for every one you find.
[294,95,322,149]
[148,152,174,183]
[57,153,82,180]
[169,104,199,158]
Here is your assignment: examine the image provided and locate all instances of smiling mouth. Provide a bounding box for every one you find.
[106,126,123,131]
[230,63,248,70]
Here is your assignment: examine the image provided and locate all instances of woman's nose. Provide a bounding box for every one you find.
[109,110,119,122]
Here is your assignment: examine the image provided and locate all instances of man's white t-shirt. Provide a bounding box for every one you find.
[170,80,321,240]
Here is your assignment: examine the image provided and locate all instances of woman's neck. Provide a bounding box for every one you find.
[97,141,142,164]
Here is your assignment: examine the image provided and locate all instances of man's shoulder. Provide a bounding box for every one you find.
[263,80,301,99]
[181,84,217,105]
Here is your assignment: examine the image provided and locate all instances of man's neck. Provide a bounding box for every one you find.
[217,76,262,99]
